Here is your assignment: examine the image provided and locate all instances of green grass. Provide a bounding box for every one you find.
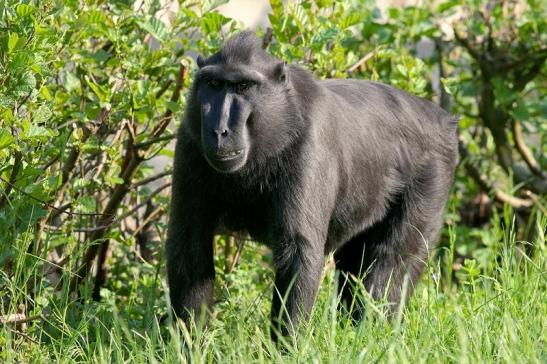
[1,215,546,363]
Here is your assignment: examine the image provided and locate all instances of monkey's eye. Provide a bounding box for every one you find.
[235,81,252,94]
[206,79,222,89]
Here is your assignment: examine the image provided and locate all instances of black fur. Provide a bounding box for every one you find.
[166,31,458,341]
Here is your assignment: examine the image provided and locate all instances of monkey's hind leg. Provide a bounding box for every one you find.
[337,181,449,316]
[334,233,369,321]
[362,171,449,312]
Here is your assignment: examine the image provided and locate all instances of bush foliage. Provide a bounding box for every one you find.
[0,0,545,361]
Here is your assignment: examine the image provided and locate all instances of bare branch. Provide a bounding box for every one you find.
[133,170,172,187]
[42,154,60,171]
[227,238,245,274]
[0,151,22,210]
[131,205,164,237]
[512,120,546,178]
[68,183,170,233]
[454,31,482,62]
[155,79,173,99]
[0,314,44,326]
[151,64,188,139]
[346,51,375,74]
[36,106,112,243]
[501,47,547,72]
[0,177,109,218]
[458,138,534,209]
[74,64,187,298]
[262,27,273,49]
[135,134,176,149]
[524,191,547,216]
[513,54,547,91]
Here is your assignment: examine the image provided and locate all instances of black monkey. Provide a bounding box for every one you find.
[166,31,458,340]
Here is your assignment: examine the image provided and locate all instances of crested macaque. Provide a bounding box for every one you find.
[166,31,458,341]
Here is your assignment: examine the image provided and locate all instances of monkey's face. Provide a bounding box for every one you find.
[195,60,291,174]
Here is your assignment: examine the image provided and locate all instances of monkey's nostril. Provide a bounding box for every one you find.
[213,129,229,137]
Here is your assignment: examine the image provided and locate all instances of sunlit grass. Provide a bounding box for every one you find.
[1,215,545,363]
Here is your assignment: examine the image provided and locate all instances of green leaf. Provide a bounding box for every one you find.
[459,116,475,129]
[437,0,460,13]
[311,28,338,47]
[86,10,107,24]
[16,4,35,18]
[76,196,96,213]
[63,72,80,92]
[105,165,124,186]
[11,72,36,97]
[0,129,15,150]
[203,0,230,12]
[200,12,230,34]
[396,64,407,77]
[39,86,53,101]
[34,105,53,124]
[137,17,169,43]
[340,14,362,29]
[441,77,459,95]
[85,76,109,102]
[512,100,530,121]
[290,4,310,29]
[270,0,284,13]
[24,125,53,140]
[8,33,19,54]
[166,101,181,113]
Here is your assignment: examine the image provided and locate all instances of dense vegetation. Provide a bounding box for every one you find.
[1,0,545,362]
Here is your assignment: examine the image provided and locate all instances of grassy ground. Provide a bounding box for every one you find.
[1,214,545,363]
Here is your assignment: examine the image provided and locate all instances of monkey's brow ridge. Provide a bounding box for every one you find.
[198,65,265,83]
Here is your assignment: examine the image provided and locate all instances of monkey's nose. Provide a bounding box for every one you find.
[213,129,229,137]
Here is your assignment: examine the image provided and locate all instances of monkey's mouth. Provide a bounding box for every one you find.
[213,149,244,161]
[205,147,248,173]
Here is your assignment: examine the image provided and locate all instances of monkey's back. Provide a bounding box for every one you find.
[318,78,458,167]
[321,79,457,134]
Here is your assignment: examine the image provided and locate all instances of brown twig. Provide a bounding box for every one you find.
[346,51,375,74]
[134,134,176,149]
[224,235,234,274]
[151,64,187,139]
[4,327,39,343]
[36,106,111,243]
[58,183,171,234]
[155,79,173,99]
[0,314,44,326]
[262,27,273,49]
[135,201,162,262]
[0,177,108,218]
[92,151,108,180]
[458,138,533,209]
[524,191,547,216]
[132,205,164,238]
[133,170,172,187]
[227,238,245,274]
[512,120,546,178]
[0,151,22,210]
[454,30,482,62]
[73,64,188,299]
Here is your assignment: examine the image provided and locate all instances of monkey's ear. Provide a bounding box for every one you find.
[196,55,205,68]
[274,61,289,85]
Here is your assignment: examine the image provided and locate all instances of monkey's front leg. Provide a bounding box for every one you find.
[165,203,217,328]
[270,236,325,342]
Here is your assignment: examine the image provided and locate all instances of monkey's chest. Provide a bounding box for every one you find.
[219,199,273,243]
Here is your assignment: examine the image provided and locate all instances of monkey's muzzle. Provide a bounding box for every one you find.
[214,149,244,161]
